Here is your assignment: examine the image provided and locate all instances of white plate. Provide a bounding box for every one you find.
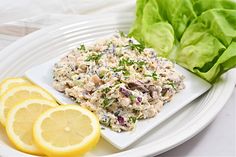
[25,41,211,149]
[0,13,235,157]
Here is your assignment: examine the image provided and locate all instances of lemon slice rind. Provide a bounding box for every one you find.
[0,77,31,95]
[5,99,58,155]
[0,85,55,126]
[33,105,100,156]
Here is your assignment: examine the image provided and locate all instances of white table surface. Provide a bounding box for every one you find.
[0,3,235,155]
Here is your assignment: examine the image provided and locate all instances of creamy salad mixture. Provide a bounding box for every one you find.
[53,32,185,132]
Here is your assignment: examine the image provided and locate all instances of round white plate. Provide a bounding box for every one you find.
[0,13,235,157]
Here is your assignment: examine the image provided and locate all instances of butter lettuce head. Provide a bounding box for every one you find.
[129,0,236,83]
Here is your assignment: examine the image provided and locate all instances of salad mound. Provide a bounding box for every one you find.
[53,33,184,132]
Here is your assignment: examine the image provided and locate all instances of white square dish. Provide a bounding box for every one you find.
[25,48,211,150]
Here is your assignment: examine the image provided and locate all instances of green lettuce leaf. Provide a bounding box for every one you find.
[161,0,197,39]
[129,0,175,56]
[129,0,149,42]
[176,9,236,82]
[129,0,236,83]
[142,22,174,57]
[198,9,236,46]
[195,42,236,82]
[192,0,236,15]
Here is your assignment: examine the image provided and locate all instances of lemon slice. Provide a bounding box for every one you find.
[6,99,58,155]
[33,105,100,157]
[0,77,31,95]
[0,85,55,126]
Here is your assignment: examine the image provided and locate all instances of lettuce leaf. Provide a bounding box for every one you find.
[195,42,236,82]
[129,0,149,42]
[177,9,236,82]
[129,0,236,83]
[142,22,175,57]
[192,0,236,15]
[129,0,175,56]
[160,0,197,39]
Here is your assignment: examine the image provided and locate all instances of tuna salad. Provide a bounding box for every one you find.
[52,32,185,132]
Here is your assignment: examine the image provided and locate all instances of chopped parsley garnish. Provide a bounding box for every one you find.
[119,31,126,38]
[128,116,137,123]
[167,81,177,90]
[136,60,146,68]
[122,69,130,76]
[102,87,111,94]
[102,98,114,108]
[107,41,113,48]
[112,67,130,76]
[152,72,158,80]
[129,95,136,102]
[112,67,121,72]
[85,54,102,62]
[128,42,145,53]
[119,58,135,66]
[133,109,140,114]
[114,80,123,85]
[114,111,120,116]
[119,58,147,68]
[100,118,111,127]
[98,72,105,78]
[145,71,159,80]
[77,44,86,51]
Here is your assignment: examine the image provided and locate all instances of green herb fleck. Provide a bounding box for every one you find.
[114,80,123,85]
[102,98,114,108]
[119,58,146,68]
[128,42,145,53]
[100,118,111,127]
[136,60,146,68]
[167,82,177,90]
[122,69,130,76]
[119,31,126,38]
[112,67,130,76]
[107,41,113,48]
[85,54,102,62]
[99,73,105,78]
[119,58,135,66]
[133,109,140,114]
[112,67,121,72]
[129,95,136,102]
[145,71,158,80]
[128,116,137,123]
[102,87,111,94]
[152,72,158,80]
[77,44,86,51]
